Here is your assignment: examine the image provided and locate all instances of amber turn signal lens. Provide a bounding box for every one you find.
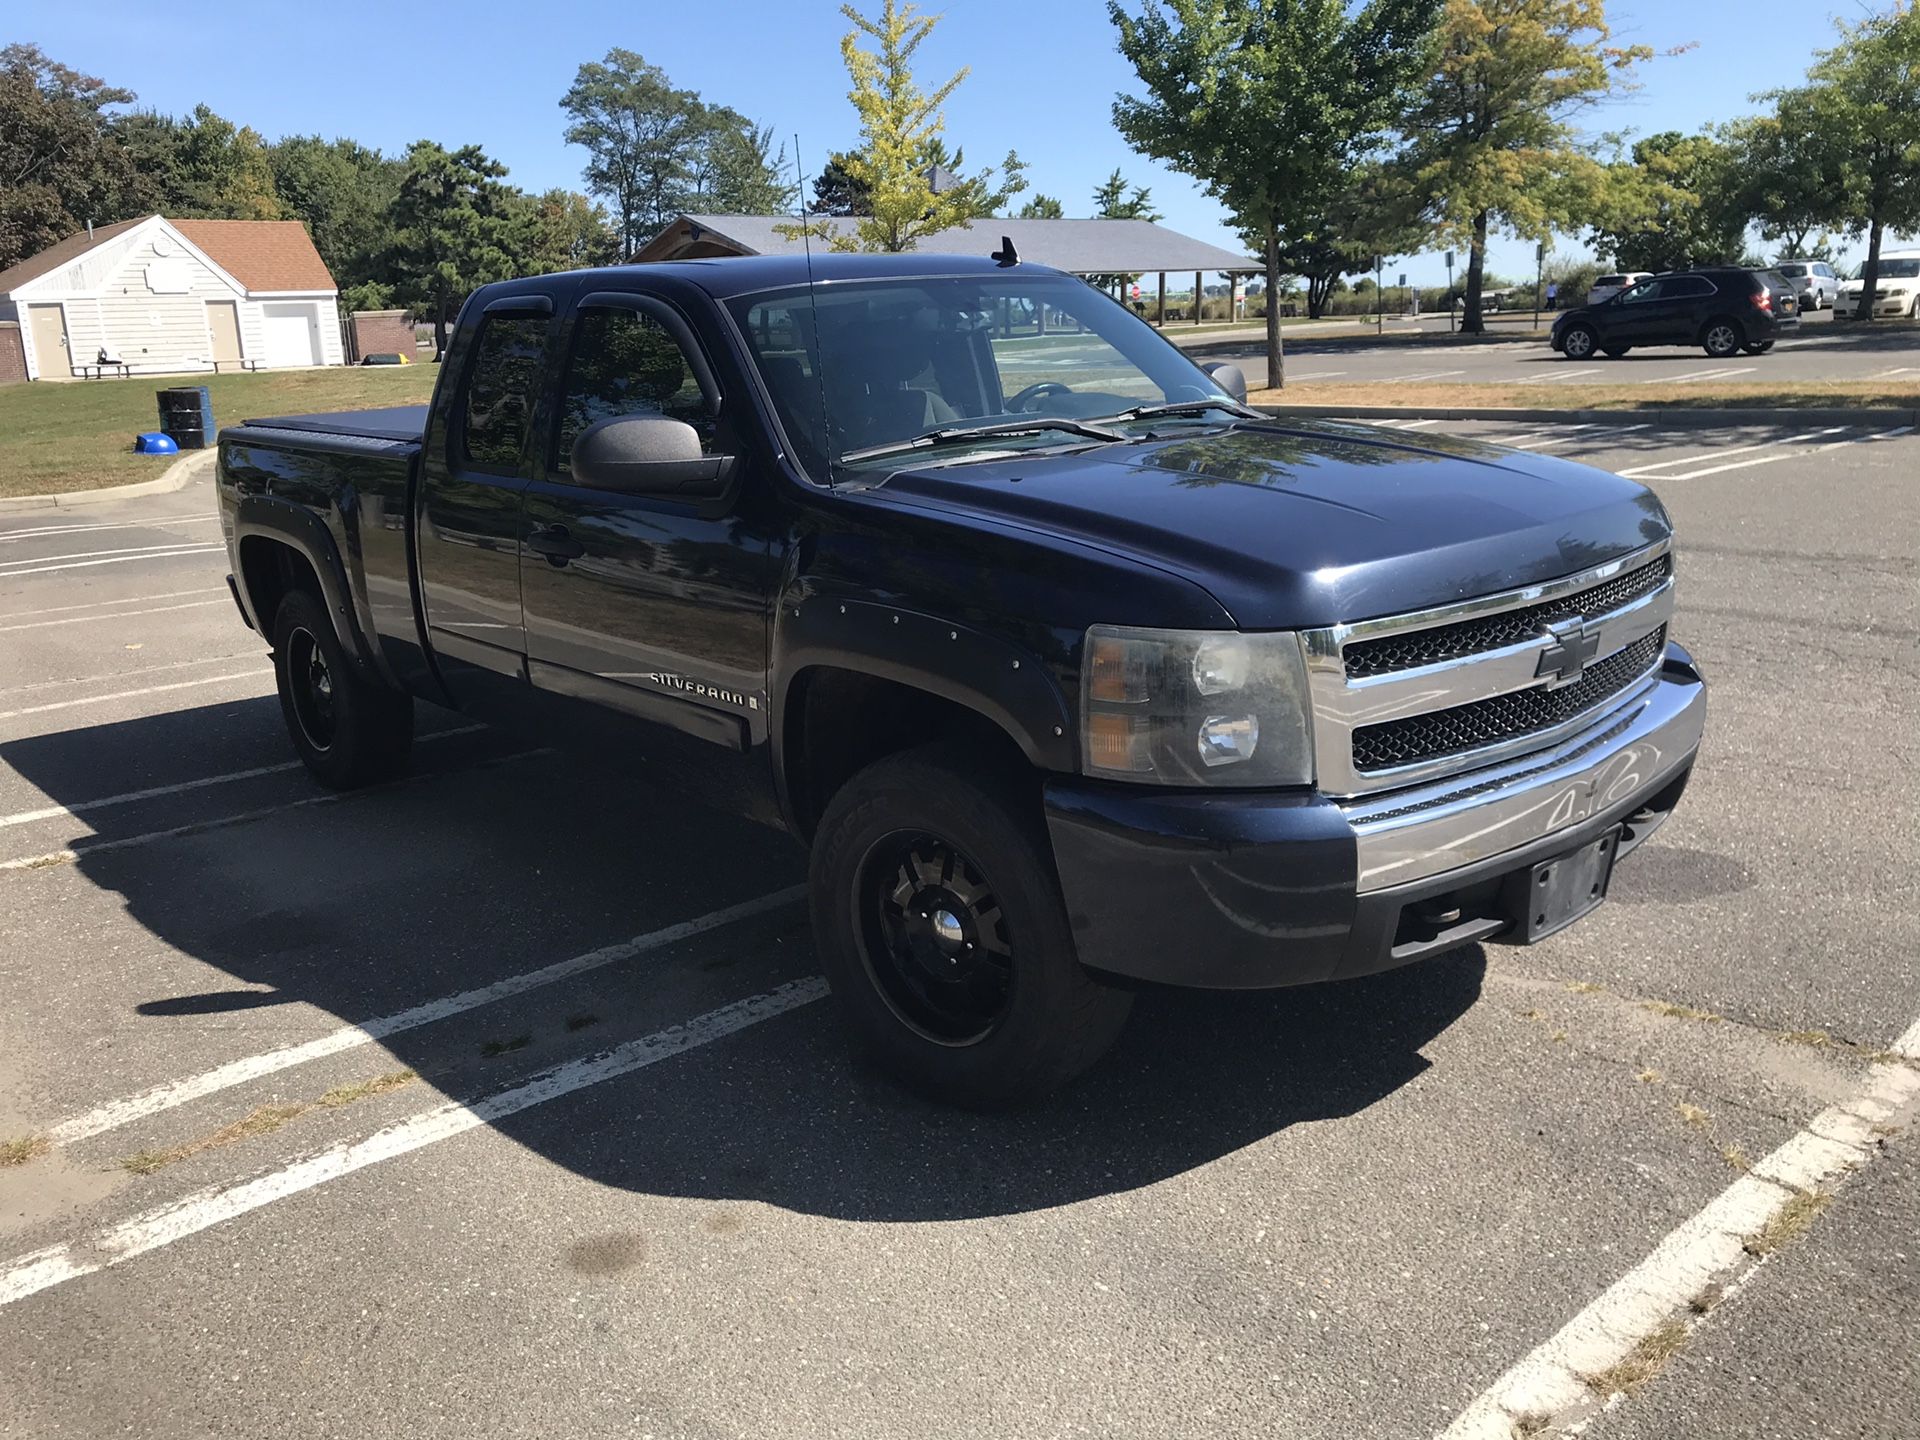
[1088,634,1149,703]
[1086,712,1152,772]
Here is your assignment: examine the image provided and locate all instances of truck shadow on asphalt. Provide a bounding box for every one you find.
[6,696,1483,1222]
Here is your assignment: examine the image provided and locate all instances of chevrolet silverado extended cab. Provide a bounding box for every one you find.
[217,251,1706,1105]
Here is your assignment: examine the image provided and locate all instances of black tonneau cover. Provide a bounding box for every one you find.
[243,405,428,443]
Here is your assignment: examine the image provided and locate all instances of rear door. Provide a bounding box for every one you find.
[517,286,778,751]
[416,294,555,696]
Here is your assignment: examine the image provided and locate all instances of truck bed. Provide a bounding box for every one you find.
[241,405,429,443]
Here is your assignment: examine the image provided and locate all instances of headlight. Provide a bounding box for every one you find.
[1081,625,1314,786]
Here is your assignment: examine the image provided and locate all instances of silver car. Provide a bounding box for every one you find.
[1775,260,1838,310]
[1587,271,1653,305]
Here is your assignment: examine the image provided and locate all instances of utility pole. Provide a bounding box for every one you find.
[1533,240,1546,330]
[1374,255,1384,335]
[1446,250,1455,334]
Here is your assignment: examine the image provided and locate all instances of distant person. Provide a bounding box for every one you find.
[1546,281,1559,311]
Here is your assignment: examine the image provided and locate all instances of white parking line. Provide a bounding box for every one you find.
[1380,369,1465,382]
[0,545,225,578]
[1441,1018,1920,1438]
[0,746,553,872]
[1,587,225,622]
[0,598,229,634]
[1653,366,1756,385]
[1289,370,1347,380]
[0,724,485,830]
[1508,423,1651,450]
[0,652,260,699]
[1872,366,1915,379]
[0,516,220,543]
[0,977,828,1308]
[0,541,225,573]
[1615,427,1852,477]
[1621,426,1910,482]
[1515,368,1599,385]
[38,885,806,1146]
[0,670,267,723]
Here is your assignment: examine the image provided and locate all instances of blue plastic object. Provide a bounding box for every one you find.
[134,431,180,455]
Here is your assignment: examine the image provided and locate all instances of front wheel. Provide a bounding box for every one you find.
[271,589,413,789]
[1703,320,1744,358]
[809,744,1133,1107]
[1560,324,1598,360]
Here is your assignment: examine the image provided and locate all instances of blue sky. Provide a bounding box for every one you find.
[19,0,1887,283]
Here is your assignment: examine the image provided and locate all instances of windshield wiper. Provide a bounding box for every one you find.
[839,417,1128,464]
[1095,398,1262,424]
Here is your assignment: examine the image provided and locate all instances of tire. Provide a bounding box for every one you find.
[270,589,413,789]
[1602,345,1631,358]
[1560,323,1598,360]
[1702,318,1744,358]
[809,743,1133,1107]
[1744,340,1775,355]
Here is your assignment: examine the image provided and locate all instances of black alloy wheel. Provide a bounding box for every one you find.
[857,831,1013,1044]
[285,625,337,754]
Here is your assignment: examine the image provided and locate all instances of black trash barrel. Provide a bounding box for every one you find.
[156,386,215,449]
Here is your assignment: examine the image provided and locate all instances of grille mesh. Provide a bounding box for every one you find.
[1352,628,1666,772]
[1343,555,1671,680]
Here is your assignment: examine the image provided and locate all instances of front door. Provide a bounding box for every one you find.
[415,296,555,704]
[206,301,243,367]
[27,304,68,379]
[518,291,777,750]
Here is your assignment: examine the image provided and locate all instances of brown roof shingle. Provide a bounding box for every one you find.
[173,220,336,293]
[0,216,147,296]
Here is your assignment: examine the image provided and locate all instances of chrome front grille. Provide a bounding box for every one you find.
[1303,541,1674,797]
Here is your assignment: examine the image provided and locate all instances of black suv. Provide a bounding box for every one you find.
[1550,267,1799,361]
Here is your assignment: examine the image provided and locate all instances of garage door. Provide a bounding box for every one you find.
[260,303,320,368]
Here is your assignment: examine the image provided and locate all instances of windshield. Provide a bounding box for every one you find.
[727,274,1237,478]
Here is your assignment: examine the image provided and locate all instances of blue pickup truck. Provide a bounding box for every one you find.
[215,250,1706,1105]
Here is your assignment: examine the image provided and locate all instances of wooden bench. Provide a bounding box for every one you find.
[72,359,132,380]
[212,358,264,373]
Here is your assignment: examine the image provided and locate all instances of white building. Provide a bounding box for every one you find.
[0,214,343,380]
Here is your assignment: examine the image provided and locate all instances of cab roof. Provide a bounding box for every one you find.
[516,252,1072,303]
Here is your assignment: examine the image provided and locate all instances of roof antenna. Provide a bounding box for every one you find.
[991,234,1019,267]
[794,136,837,488]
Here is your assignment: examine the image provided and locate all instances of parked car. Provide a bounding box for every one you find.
[1586,272,1654,305]
[216,251,1707,1106]
[1550,267,1799,360]
[1834,253,1920,318]
[1774,259,1838,310]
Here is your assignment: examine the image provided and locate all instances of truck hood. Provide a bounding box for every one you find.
[868,419,1671,629]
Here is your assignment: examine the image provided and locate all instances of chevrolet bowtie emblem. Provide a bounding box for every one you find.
[1536,616,1602,687]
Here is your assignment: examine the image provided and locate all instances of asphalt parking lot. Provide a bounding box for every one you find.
[1,423,1916,1439]
[1187,310,1920,390]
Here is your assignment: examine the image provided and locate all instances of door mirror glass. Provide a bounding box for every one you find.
[1202,361,1249,403]
[570,415,731,496]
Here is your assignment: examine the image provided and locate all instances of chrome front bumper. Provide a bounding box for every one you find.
[1340,645,1706,893]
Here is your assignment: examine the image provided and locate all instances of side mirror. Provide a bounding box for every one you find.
[1202,361,1249,404]
[570,414,733,496]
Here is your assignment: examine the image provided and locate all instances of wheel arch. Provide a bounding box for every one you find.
[232,495,386,682]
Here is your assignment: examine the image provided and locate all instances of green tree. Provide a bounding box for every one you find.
[1588,130,1747,273]
[1278,160,1431,316]
[1111,0,1440,385]
[270,135,404,302]
[801,0,993,251]
[1769,7,1920,319]
[1723,111,1844,260]
[522,188,619,274]
[1402,0,1657,332]
[390,141,526,352]
[117,104,282,219]
[811,152,871,215]
[0,44,138,271]
[692,111,798,213]
[1092,168,1162,221]
[1019,193,1065,219]
[560,49,708,258]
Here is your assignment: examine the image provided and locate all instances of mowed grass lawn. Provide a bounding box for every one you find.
[0,366,440,498]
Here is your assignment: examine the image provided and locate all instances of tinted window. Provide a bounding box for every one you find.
[1596,275,1629,288]
[554,307,712,474]
[1817,263,1835,277]
[1778,264,1807,277]
[1664,276,1716,299]
[460,314,548,471]
[1621,280,1663,303]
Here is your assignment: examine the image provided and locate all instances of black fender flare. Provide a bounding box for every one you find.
[230,494,391,685]
[771,596,1077,819]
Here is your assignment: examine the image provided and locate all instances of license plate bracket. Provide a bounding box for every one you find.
[1514,828,1621,943]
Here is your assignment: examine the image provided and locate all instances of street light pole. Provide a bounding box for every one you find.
[1533,240,1545,330]
[1446,250,1455,334]
[1375,255,1384,336]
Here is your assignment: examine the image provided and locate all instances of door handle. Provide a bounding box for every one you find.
[526,524,585,565]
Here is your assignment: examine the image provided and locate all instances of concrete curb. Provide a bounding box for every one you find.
[1254,403,1920,428]
[0,448,217,515]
